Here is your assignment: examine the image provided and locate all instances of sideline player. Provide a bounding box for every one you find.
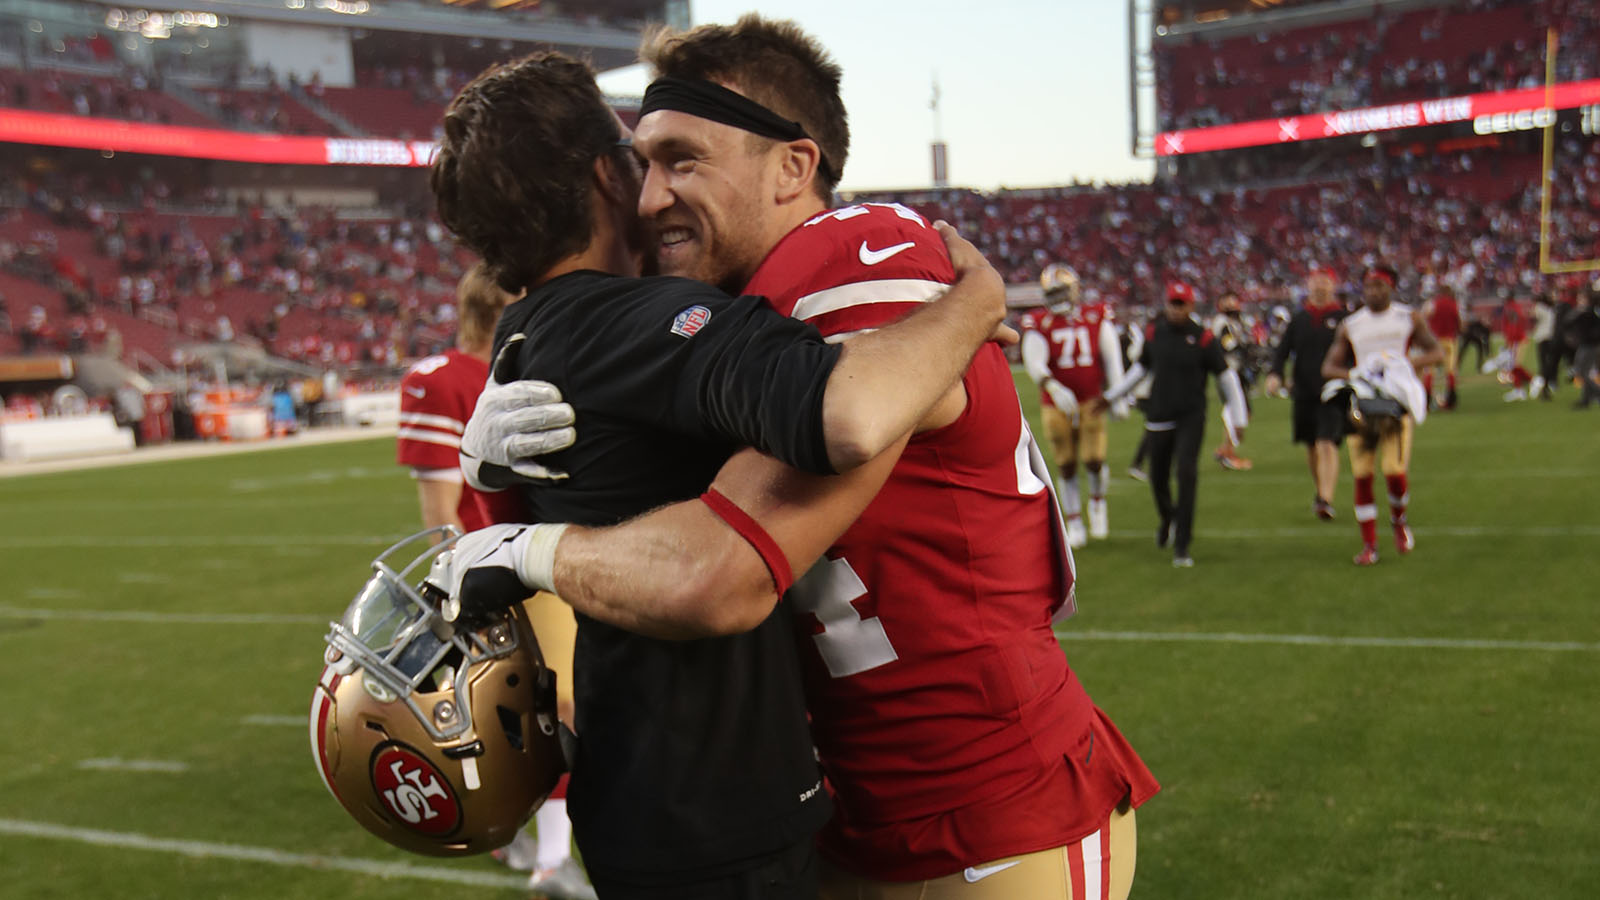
[431,49,1019,900]
[395,265,585,894]
[451,20,1157,900]
[1209,291,1254,471]
[1265,267,1349,519]
[1019,264,1127,544]
[1423,284,1461,409]
[1321,265,1445,566]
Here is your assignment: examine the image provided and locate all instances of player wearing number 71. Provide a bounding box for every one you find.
[450,16,1158,899]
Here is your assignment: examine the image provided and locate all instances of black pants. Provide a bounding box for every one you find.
[588,839,818,900]
[1147,410,1206,557]
[1537,339,1563,391]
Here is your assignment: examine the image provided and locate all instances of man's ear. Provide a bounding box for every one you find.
[593,154,631,207]
[774,139,822,205]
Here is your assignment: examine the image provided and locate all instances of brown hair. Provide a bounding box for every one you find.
[431,52,626,293]
[641,14,848,198]
[455,261,517,351]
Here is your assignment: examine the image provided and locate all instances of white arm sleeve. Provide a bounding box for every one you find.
[1021,331,1052,386]
[1103,362,1148,404]
[1099,318,1125,387]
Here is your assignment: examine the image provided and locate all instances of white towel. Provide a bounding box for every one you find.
[1352,353,1428,424]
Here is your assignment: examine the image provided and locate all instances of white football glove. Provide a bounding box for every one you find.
[431,523,570,627]
[1043,378,1080,422]
[460,334,577,490]
[1109,398,1132,421]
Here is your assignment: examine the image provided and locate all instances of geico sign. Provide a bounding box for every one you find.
[1473,108,1556,134]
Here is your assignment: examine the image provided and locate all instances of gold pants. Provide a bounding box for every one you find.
[820,803,1136,900]
[1349,415,1414,478]
[1040,404,1109,469]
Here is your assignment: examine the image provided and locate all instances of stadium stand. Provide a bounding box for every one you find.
[1158,0,1599,130]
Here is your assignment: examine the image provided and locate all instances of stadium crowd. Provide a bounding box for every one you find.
[1159,0,1600,131]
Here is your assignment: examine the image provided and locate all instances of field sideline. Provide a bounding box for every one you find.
[1,371,1596,899]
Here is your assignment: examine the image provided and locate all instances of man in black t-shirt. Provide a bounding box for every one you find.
[427,53,1007,899]
[1266,268,1350,520]
[1099,281,1248,567]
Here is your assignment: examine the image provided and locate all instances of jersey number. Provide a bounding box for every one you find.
[790,420,1051,679]
[789,557,898,678]
[1052,326,1094,368]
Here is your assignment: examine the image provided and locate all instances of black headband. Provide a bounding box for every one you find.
[639,76,834,182]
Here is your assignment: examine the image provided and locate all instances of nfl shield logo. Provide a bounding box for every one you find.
[671,305,712,339]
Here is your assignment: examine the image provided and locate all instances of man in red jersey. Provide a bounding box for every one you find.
[398,263,525,533]
[1020,263,1127,546]
[397,263,590,897]
[455,16,1156,900]
[1423,285,1461,409]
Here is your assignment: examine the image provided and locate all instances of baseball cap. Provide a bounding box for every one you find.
[1166,281,1196,304]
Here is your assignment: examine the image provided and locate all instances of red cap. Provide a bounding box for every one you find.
[1310,266,1338,280]
[1166,281,1196,304]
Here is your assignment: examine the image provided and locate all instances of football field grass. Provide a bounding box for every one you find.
[1,372,1596,899]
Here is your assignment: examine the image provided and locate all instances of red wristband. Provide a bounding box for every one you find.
[700,488,794,595]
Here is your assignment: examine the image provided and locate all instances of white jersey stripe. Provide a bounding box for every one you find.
[398,412,465,433]
[396,428,461,449]
[789,278,948,321]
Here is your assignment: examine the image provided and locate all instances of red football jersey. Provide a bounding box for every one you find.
[1427,295,1461,340]
[744,203,1157,881]
[396,349,523,531]
[1018,303,1116,404]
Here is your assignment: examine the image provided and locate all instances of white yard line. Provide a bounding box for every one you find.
[0,535,403,549]
[0,818,529,890]
[0,606,323,626]
[8,605,1590,653]
[1104,525,1600,539]
[77,758,189,773]
[240,715,307,727]
[0,427,394,479]
[1059,629,1600,653]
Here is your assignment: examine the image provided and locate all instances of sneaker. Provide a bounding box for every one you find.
[1066,516,1088,549]
[1127,465,1148,483]
[528,858,599,900]
[1503,387,1528,402]
[1216,450,1253,471]
[490,831,539,872]
[1087,499,1109,539]
[1394,522,1415,555]
[1353,546,1380,566]
[1156,519,1173,549]
[1172,555,1195,568]
[1314,498,1337,521]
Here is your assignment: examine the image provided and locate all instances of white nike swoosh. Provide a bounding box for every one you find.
[859,240,916,266]
[962,861,1022,883]
[404,386,426,398]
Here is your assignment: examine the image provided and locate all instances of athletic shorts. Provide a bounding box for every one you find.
[1291,391,1345,446]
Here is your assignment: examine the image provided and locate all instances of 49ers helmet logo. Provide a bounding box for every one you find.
[370,743,460,836]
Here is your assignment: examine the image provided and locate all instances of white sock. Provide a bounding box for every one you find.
[1059,477,1082,518]
[534,798,572,871]
[1086,466,1106,500]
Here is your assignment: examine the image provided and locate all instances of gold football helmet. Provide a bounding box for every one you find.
[1040,263,1082,310]
[310,528,564,857]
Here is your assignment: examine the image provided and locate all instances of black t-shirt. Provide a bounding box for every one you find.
[1138,314,1228,423]
[1269,302,1349,399]
[494,270,838,880]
